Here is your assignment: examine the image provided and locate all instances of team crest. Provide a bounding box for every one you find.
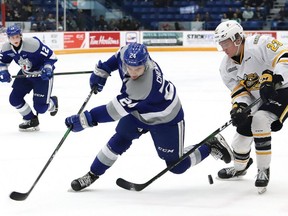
[18,57,32,73]
[239,73,260,90]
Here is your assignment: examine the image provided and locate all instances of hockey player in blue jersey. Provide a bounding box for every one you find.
[0,25,58,131]
[65,43,233,191]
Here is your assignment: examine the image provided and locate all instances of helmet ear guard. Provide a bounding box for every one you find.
[124,43,149,67]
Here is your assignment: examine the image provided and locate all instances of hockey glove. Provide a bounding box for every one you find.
[230,102,251,127]
[271,119,283,132]
[89,61,110,94]
[65,110,97,132]
[0,70,11,83]
[259,70,283,104]
[41,65,53,80]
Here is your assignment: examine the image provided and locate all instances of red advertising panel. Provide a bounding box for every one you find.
[64,32,85,49]
[245,31,277,39]
[89,32,120,48]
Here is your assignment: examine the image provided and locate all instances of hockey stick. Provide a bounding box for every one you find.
[9,87,97,201]
[116,97,262,191]
[12,71,92,79]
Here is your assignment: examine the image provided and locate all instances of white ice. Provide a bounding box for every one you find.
[1,51,287,216]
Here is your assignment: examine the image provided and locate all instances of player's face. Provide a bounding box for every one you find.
[126,65,145,80]
[219,39,238,58]
[8,34,22,47]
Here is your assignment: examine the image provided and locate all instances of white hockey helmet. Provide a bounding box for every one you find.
[214,20,244,44]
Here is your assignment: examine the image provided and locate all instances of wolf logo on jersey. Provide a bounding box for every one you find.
[18,57,33,73]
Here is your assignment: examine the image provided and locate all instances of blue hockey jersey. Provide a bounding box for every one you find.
[0,36,57,74]
[91,45,184,127]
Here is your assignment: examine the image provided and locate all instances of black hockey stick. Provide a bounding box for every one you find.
[12,71,92,79]
[116,97,261,191]
[9,87,97,201]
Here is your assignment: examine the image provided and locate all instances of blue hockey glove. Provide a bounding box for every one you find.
[259,70,283,104]
[41,66,53,80]
[89,61,110,94]
[65,110,97,132]
[230,102,250,127]
[0,70,11,83]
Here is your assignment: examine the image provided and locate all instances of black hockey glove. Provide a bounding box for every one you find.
[230,102,251,127]
[271,119,283,132]
[259,70,283,104]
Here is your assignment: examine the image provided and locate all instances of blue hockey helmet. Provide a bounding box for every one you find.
[124,43,148,67]
[6,25,22,37]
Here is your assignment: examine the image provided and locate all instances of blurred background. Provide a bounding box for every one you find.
[1,0,288,32]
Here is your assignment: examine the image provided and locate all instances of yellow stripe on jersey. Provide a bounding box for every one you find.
[279,105,288,123]
[278,59,288,63]
[272,50,288,68]
[231,84,248,97]
[231,91,250,104]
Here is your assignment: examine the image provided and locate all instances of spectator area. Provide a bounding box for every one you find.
[3,0,288,31]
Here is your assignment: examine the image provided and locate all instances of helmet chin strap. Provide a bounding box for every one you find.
[233,39,242,57]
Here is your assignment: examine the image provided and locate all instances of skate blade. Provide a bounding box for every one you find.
[19,126,40,132]
[216,175,246,181]
[257,187,267,194]
[50,109,58,116]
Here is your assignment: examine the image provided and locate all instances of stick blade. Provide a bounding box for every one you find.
[116,178,146,191]
[10,191,29,201]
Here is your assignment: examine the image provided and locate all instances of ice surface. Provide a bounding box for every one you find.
[1,51,287,216]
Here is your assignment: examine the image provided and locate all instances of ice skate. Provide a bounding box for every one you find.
[71,171,99,191]
[217,158,253,180]
[19,116,39,132]
[50,96,58,116]
[206,134,233,164]
[255,168,270,194]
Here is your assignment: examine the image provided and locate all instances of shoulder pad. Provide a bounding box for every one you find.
[119,45,129,61]
[0,42,12,52]
[22,37,41,53]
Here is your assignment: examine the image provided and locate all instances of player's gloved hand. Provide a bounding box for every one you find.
[259,70,283,104]
[41,66,53,80]
[230,102,250,127]
[65,110,97,132]
[271,119,283,132]
[0,70,11,83]
[89,60,110,94]
[259,70,277,104]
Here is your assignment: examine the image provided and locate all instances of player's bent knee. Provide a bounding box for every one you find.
[167,158,191,174]
[252,110,275,134]
[231,132,253,153]
[107,133,132,155]
[9,94,24,107]
[34,104,49,114]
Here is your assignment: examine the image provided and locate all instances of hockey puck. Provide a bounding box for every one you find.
[208,174,214,184]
